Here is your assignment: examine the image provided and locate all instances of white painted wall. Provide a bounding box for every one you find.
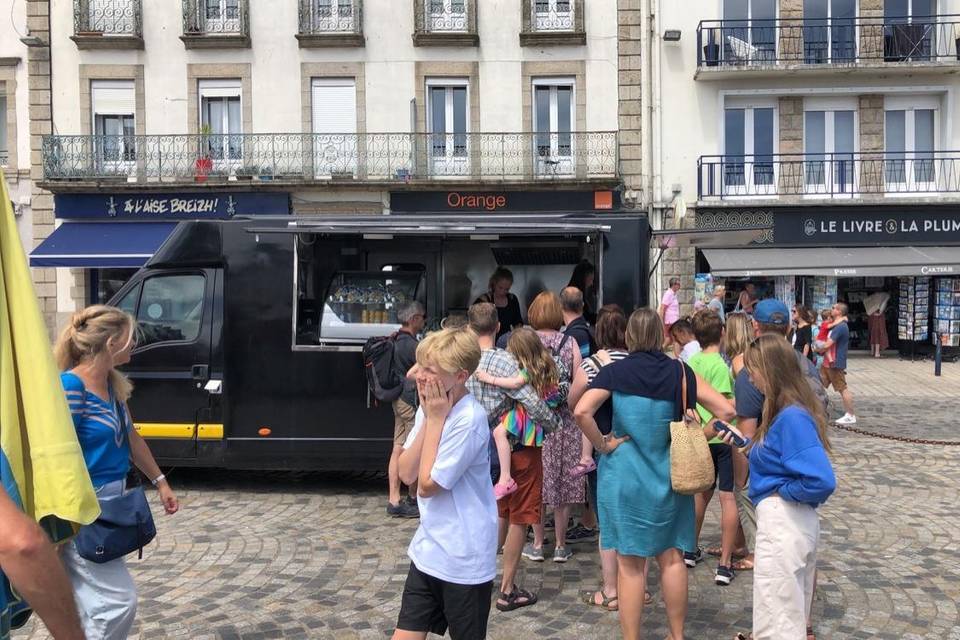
[657,0,960,206]
[1,0,33,252]
[49,0,619,135]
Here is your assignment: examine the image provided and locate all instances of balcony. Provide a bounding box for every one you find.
[520,0,585,46]
[413,0,478,47]
[181,0,250,49]
[297,0,364,47]
[71,0,143,50]
[0,149,8,166]
[698,152,960,201]
[696,15,960,79]
[40,132,618,188]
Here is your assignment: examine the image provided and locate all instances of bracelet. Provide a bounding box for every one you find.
[151,473,166,486]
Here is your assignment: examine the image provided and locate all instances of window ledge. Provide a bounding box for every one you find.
[295,33,365,48]
[71,34,144,50]
[0,57,22,67]
[519,30,586,46]
[412,31,479,47]
[180,34,251,49]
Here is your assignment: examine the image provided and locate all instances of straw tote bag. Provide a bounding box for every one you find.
[669,361,715,495]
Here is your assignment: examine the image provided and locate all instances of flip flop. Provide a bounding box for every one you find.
[731,557,755,571]
[568,460,597,478]
[494,479,518,500]
[497,586,538,612]
[706,546,748,559]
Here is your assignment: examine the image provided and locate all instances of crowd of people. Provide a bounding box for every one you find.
[389,275,840,640]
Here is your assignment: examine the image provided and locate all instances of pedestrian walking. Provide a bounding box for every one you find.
[54,305,180,640]
[816,303,856,425]
[732,335,836,640]
[659,277,682,343]
[525,292,583,564]
[707,285,726,323]
[687,310,739,586]
[394,328,497,640]
[474,267,524,340]
[792,306,816,363]
[573,308,737,640]
[387,301,426,518]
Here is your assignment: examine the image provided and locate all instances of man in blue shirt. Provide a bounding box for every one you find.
[818,302,856,425]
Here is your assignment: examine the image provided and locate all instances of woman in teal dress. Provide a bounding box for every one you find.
[573,308,734,640]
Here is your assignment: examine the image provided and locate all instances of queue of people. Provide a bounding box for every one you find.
[391,276,838,640]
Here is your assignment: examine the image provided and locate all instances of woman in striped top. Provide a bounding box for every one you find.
[54,305,179,640]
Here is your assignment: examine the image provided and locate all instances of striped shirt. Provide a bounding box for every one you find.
[582,349,628,436]
[61,372,132,487]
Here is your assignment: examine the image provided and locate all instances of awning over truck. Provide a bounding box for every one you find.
[30,222,177,268]
[244,215,611,237]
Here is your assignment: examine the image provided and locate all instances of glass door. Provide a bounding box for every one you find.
[804,109,856,195]
[722,0,777,64]
[804,0,857,63]
[534,82,575,176]
[885,107,936,193]
[723,106,775,196]
[884,0,936,61]
[428,84,469,177]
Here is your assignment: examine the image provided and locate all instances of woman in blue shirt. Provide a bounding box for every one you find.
[738,334,836,640]
[54,305,180,640]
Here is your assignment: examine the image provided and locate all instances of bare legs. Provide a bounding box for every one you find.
[618,550,686,640]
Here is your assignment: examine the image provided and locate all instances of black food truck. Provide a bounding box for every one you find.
[110,213,649,471]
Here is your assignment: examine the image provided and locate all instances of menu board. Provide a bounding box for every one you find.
[898,276,929,343]
[933,277,960,347]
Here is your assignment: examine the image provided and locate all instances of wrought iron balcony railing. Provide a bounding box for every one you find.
[182,0,249,36]
[699,152,960,199]
[74,0,142,37]
[42,132,618,183]
[298,0,362,35]
[697,15,960,69]
[0,150,8,166]
[531,0,574,31]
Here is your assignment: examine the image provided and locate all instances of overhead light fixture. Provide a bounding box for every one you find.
[20,34,45,47]
[663,29,682,42]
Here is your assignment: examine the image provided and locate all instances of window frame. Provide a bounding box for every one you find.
[425,78,470,176]
[721,97,778,197]
[199,79,243,166]
[532,77,576,175]
[802,97,858,197]
[120,272,208,353]
[91,80,137,173]
[722,0,778,65]
[884,94,940,194]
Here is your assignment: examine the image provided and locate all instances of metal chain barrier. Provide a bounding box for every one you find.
[833,422,960,446]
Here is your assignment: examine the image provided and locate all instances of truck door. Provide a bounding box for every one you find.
[112,268,220,461]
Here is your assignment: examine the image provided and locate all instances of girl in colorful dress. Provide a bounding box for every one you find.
[474,327,563,501]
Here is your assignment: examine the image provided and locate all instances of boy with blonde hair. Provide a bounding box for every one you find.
[393,328,498,640]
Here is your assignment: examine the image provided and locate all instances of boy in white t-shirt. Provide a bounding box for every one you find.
[393,328,498,640]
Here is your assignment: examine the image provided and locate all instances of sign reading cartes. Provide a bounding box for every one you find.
[390,190,620,213]
[774,208,960,246]
[55,192,290,220]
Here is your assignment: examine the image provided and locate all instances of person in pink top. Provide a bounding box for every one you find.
[659,278,682,343]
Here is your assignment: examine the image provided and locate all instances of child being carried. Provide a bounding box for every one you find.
[473,328,563,500]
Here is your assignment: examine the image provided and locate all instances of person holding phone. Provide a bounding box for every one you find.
[727,335,836,640]
[394,328,498,640]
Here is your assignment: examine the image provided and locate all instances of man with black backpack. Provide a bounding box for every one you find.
[387,301,426,518]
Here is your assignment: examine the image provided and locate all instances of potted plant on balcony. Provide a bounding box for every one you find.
[235,164,260,180]
[703,27,721,66]
[195,125,214,183]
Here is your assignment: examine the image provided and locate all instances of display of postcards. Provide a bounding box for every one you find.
[934,319,953,334]
[937,307,960,320]
[936,293,953,306]
[937,279,954,292]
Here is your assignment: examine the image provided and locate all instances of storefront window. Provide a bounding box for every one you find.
[93,268,139,306]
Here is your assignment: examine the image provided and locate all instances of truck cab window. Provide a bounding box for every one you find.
[115,282,141,316]
[136,274,205,347]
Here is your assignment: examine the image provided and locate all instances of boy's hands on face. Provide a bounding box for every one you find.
[418,374,454,424]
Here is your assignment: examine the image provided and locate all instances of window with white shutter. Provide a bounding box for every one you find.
[92,80,136,168]
[312,78,357,177]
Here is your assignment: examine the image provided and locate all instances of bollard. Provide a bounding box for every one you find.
[935,333,942,377]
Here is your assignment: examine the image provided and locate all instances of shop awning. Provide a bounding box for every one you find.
[29,222,177,268]
[702,246,960,277]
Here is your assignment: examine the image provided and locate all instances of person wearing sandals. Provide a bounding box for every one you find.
[394,328,497,640]
[54,305,180,639]
[573,308,738,640]
[725,335,835,640]
[464,304,559,614]
[525,292,584,564]
[567,304,631,612]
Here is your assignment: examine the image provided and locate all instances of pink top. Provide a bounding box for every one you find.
[661,288,680,324]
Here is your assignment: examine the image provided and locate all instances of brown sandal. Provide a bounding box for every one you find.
[581,589,618,611]
[732,556,755,571]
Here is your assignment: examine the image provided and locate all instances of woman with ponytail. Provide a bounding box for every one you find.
[54,305,179,639]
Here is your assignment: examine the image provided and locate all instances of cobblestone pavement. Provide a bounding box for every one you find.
[16,356,960,639]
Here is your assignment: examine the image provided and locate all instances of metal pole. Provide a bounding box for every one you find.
[935,333,943,376]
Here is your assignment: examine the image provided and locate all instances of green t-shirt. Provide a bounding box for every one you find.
[688,350,733,444]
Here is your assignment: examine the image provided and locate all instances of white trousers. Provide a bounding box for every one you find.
[61,480,138,640]
[752,496,818,640]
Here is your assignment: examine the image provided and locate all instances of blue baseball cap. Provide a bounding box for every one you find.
[754,299,790,326]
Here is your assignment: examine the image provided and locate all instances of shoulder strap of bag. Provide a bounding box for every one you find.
[677,360,688,421]
[554,332,571,357]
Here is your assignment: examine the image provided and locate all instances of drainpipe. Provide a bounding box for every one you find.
[644,0,664,308]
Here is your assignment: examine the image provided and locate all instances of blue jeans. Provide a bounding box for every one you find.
[61,479,138,639]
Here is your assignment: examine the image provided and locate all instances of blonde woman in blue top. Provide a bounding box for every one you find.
[726,334,835,640]
[54,305,180,639]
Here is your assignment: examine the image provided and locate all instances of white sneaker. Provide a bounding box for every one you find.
[835,414,857,425]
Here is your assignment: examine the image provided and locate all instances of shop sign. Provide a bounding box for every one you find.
[774,208,960,246]
[390,190,620,213]
[55,192,290,220]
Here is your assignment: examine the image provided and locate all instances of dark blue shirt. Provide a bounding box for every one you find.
[563,316,594,358]
[829,321,850,370]
[748,405,836,508]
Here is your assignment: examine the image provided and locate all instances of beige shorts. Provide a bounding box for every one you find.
[393,399,417,446]
[820,366,848,393]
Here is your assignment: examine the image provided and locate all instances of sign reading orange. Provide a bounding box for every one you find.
[446,192,508,211]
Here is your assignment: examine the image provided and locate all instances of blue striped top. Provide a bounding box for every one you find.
[61,372,132,487]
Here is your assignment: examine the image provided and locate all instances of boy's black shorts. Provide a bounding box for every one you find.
[396,562,492,640]
[709,442,734,492]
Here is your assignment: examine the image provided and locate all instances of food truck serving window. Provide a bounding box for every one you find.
[295,236,427,348]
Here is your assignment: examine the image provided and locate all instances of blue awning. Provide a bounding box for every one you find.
[29,222,178,268]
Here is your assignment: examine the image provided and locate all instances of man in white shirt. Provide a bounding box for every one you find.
[394,328,497,640]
